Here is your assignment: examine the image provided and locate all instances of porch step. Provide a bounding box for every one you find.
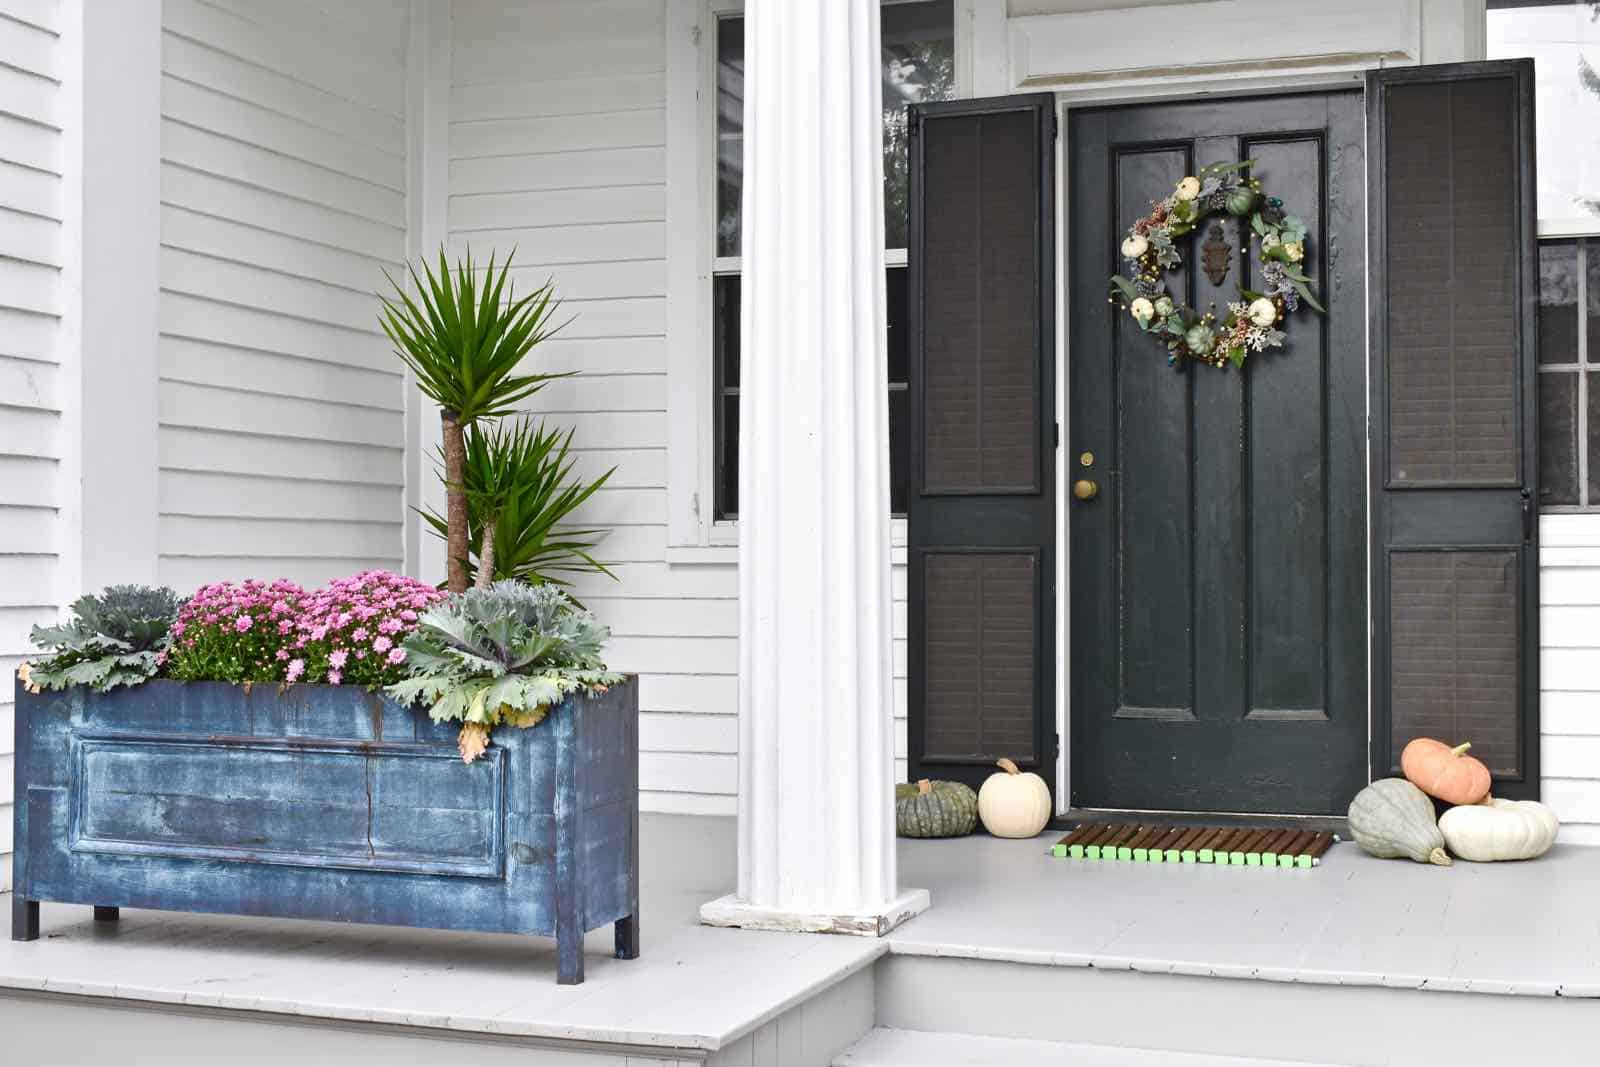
[834,1028,1349,1067]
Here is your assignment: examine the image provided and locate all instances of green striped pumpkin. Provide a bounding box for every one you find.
[895,779,979,838]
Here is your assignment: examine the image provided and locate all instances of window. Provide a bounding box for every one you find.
[712,1,956,520]
[1489,1,1600,509]
[1536,239,1600,507]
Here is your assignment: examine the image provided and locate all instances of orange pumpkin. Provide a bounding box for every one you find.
[1401,738,1491,806]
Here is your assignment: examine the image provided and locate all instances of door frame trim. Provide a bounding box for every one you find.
[1050,73,1371,815]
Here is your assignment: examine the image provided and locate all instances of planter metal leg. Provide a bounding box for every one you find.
[614,914,639,960]
[11,897,38,941]
[93,907,120,923]
[556,930,584,985]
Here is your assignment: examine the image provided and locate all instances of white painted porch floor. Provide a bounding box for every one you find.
[3,813,1599,1056]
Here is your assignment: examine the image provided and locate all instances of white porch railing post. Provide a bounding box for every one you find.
[699,0,929,936]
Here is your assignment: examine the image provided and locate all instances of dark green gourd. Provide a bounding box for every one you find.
[895,779,979,838]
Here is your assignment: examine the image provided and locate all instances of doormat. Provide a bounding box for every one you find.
[1051,824,1336,867]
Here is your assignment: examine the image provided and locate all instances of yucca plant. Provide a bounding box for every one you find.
[380,247,569,592]
[23,585,183,693]
[386,581,621,762]
[423,418,615,592]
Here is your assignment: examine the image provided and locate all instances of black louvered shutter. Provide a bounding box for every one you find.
[907,94,1056,797]
[1368,61,1541,797]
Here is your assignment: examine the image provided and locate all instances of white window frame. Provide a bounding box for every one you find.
[664,0,973,559]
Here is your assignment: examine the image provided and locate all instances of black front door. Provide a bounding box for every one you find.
[1069,93,1367,815]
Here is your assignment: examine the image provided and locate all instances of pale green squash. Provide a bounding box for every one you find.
[1348,777,1451,866]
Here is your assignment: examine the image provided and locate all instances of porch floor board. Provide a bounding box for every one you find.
[893,830,1600,997]
[3,813,1596,1059]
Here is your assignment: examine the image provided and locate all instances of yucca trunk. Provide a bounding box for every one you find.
[441,410,470,593]
[475,519,497,590]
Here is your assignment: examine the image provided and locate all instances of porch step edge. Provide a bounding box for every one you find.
[833,1027,1351,1067]
[882,938,1597,998]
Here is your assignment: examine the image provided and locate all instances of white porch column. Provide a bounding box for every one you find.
[699,0,928,936]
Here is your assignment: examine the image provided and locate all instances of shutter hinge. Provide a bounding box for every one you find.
[1521,488,1533,543]
[1054,422,1060,449]
[1052,113,1059,142]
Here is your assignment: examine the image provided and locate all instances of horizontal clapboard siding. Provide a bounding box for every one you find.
[449,0,910,816]
[1540,514,1600,846]
[157,0,409,591]
[0,0,65,891]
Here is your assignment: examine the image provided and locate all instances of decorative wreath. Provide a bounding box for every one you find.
[1108,160,1324,369]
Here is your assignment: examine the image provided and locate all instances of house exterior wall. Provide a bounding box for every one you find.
[0,0,68,891]
[442,0,1600,833]
[2,0,1595,882]
[1540,515,1600,845]
[155,0,412,590]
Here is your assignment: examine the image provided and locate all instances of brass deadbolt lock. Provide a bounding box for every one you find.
[1079,451,1095,467]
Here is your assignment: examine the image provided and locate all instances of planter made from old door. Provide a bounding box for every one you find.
[10,678,639,985]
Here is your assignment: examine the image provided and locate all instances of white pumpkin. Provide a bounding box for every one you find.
[1439,796,1559,862]
[977,758,1052,838]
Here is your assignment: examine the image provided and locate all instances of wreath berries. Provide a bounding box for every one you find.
[1109,159,1325,369]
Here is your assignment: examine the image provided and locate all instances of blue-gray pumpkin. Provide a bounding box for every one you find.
[896,778,979,838]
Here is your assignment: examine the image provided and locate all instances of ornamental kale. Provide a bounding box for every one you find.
[387,581,621,762]
[25,585,183,693]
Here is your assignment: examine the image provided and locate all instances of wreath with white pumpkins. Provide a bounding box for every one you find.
[1108,159,1324,370]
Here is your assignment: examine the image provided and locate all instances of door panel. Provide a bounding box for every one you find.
[1070,93,1367,815]
[908,94,1056,794]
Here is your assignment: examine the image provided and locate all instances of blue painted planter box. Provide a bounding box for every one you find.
[10,677,639,984]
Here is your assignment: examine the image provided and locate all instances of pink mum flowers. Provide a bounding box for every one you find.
[163,571,442,687]
[290,570,443,688]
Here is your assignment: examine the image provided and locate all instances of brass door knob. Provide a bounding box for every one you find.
[1073,479,1098,501]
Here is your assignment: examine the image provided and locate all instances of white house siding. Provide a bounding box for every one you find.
[156,0,411,591]
[0,0,67,892]
[447,0,916,816]
[1540,514,1600,845]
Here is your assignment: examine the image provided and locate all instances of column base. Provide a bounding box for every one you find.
[699,888,930,938]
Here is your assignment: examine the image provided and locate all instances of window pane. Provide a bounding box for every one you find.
[716,17,744,258]
[882,0,956,248]
[1538,240,1579,363]
[715,274,740,388]
[1590,370,1600,504]
[886,265,908,383]
[1540,371,1581,505]
[1589,238,1600,357]
[713,274,741,521]
[717,4,954,255]
[1487,3,1600,225]
[890,387,909,515]
[714,271,911,517]
[718,392,740,520]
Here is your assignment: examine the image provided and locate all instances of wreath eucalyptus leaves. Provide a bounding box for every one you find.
[1109,160,1324,369]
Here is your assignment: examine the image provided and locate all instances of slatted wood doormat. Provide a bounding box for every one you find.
[1051,825,1337,868]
